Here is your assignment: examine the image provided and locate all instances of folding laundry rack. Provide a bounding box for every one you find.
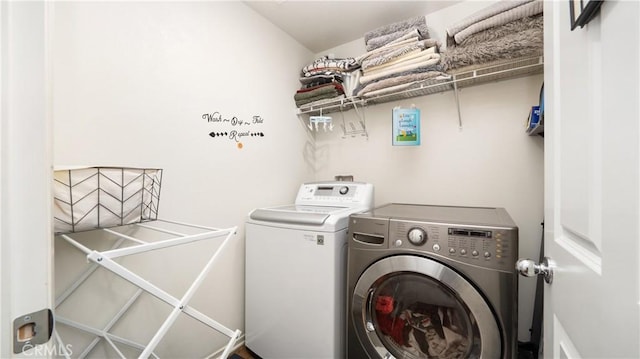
[52,167,241,359]
[54,220,241,359]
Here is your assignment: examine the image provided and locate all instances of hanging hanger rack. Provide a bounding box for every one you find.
[308,107,334,132]
[340,98,368,139]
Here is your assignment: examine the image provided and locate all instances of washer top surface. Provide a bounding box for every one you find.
[271,204,346,213]
[355,203,516,228]
[247,181,374,231]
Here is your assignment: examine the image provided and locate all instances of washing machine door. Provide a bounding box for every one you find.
[351,255,501,359]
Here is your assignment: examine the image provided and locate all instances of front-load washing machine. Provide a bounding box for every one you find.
[245,181,374,359]
[347,203,518,359]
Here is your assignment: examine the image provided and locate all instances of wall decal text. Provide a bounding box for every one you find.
[203,111,266,149]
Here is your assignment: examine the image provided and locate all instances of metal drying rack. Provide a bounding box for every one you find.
[53,219,241,359]
[52,168,240,359]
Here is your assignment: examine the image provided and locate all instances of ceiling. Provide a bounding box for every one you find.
[243,1,460,53]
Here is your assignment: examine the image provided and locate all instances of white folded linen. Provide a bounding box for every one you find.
[359,52,441,84]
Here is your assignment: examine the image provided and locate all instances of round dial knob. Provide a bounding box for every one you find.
[407,228,427,245]
[339,186,349,195]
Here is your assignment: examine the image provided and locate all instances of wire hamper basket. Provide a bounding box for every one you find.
[54,167,163,234]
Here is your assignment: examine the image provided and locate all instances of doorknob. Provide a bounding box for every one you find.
[516,257,555,284]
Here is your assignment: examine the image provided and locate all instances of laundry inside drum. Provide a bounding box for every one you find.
[371,273,481,359]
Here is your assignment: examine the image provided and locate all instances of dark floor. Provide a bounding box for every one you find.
[229,346,259,359]
[518,341,540,359]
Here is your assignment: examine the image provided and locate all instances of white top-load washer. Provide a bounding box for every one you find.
[245,181,374,359]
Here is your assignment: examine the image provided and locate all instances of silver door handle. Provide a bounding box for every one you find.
[516,257,555,284]
[364,289,376,332]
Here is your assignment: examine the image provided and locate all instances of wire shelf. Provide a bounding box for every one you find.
[296,56,544,116]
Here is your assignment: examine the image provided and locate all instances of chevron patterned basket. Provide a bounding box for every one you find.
[53,167,163,233]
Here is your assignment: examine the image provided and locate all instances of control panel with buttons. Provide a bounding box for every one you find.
[387,220,517,272]
[295,182,374,208]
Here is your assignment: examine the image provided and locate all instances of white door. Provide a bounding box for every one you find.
[0,1,54,357]
[541,1,640,358]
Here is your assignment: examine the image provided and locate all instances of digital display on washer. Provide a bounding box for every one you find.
[314,185,354,197]
[315,186,335,196]
[448,228,493,238]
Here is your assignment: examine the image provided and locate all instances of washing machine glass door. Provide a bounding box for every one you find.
[352,255,501,359]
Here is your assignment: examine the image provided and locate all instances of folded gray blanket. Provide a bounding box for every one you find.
[366,29,423,52]
[441,25,543,71]
[455,0,542,45]
[446,0,542,48]
[365,16,430,51]
[364,15,428,43]
[458,15,542,47]
[446,0,533,38]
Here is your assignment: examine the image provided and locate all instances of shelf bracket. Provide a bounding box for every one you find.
[452,76,463,130]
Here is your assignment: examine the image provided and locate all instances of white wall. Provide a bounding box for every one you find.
[51,2,313,357]
[313,2,544,343]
